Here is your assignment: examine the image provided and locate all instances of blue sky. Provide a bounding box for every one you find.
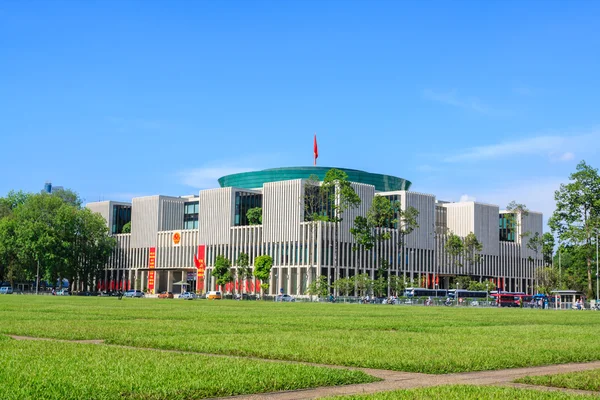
[1,0,599,223]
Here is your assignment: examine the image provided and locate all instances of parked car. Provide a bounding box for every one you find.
[0,286,13,294]
[179,292,197,300]
[158,291,174,299]
[76,291,98,296]
[124,289,145,298]
[275,294,296,302]
[206,291,222,300]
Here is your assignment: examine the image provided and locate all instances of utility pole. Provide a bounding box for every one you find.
[36,258,40,295]
[596,231,600,308]
[558,243,561,289]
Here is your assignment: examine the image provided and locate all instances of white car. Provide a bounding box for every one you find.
[124,290,145,298]
[0,286,13,294]
[179,292,197,300]
[275,294,296,302]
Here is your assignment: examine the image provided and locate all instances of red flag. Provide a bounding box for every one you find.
[313,134,318,165]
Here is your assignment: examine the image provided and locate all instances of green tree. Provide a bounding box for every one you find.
[446,232,464,267]
[372,275,388,297]
[467,280,493,292]
[542,232,555,267]
[0,190,30,218]
[535,266,560,295]
[463,232,483,272]
[0,216,22,286]
[50,188,82,208]
[351,195,419,295]
[122,221,131,233]
[253,255,273,298]
[307,275,330,299]
[388,275,406,296]
[0,190,115,291]
[236,252,252,297]
[212,255,233,290]
[354,273,373,297]
[72,208,115,290]
[455,275,471,290]
[332,277,354,297]
[549,161,600,298]
[246,207,262,225]
[322,169,361,291]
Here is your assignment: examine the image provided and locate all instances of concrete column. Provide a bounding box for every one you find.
[167,270,173,292]
[154,270,159,294]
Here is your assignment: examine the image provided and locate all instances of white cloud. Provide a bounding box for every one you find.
[559,152,575,161]
[459,194,476,202]
[444,130,600,163]
[178,166,254,189]
[422,89,510,116]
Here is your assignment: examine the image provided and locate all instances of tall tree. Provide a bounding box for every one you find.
[463,232,483,273]
[445,232,464,268]
[236,252,252,297]
[253,255,273,298]
[0,190,30,218]
[306,275,329,299]
[50,188,82,208]
[535,266,561,295]
[303,174,330,292]
[212,255,233,291]
[322,169,361,291]
[351,195,419,294]
[549,160,600,298]
[542,232,555,267]
[332,277,354,297]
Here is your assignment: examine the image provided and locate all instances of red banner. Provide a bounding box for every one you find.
[194,245,206,293]
[148,247,156,294]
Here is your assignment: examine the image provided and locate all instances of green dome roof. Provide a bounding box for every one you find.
[218,167,411,192]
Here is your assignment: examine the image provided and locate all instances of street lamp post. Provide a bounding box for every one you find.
[596,231,600,309]
[35,257,40,295]
[558,243,562,288]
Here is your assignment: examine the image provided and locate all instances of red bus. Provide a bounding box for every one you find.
[491,292,532,307]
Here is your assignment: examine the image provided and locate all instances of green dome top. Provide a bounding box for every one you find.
[218,167,411,192]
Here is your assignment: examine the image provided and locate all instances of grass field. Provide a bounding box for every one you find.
[0,334,375,400]
[323,385,598,399]
[516,369,600,392]
[2,296,600,374]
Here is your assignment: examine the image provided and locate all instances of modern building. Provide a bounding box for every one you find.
[43,181,64,194]
[86,166,544,295]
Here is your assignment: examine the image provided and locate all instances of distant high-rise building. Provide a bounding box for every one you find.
[43,182,64,194]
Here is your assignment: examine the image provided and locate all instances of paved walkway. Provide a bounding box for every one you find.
[8,335,600,399]
[206,361,600,400]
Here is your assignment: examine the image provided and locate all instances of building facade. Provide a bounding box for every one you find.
[86,167,544,295]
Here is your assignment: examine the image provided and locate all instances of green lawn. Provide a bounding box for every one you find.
[516,369,600,392]
[323,385,598,399]
[0,334,375,400]
[1,296,599,374]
